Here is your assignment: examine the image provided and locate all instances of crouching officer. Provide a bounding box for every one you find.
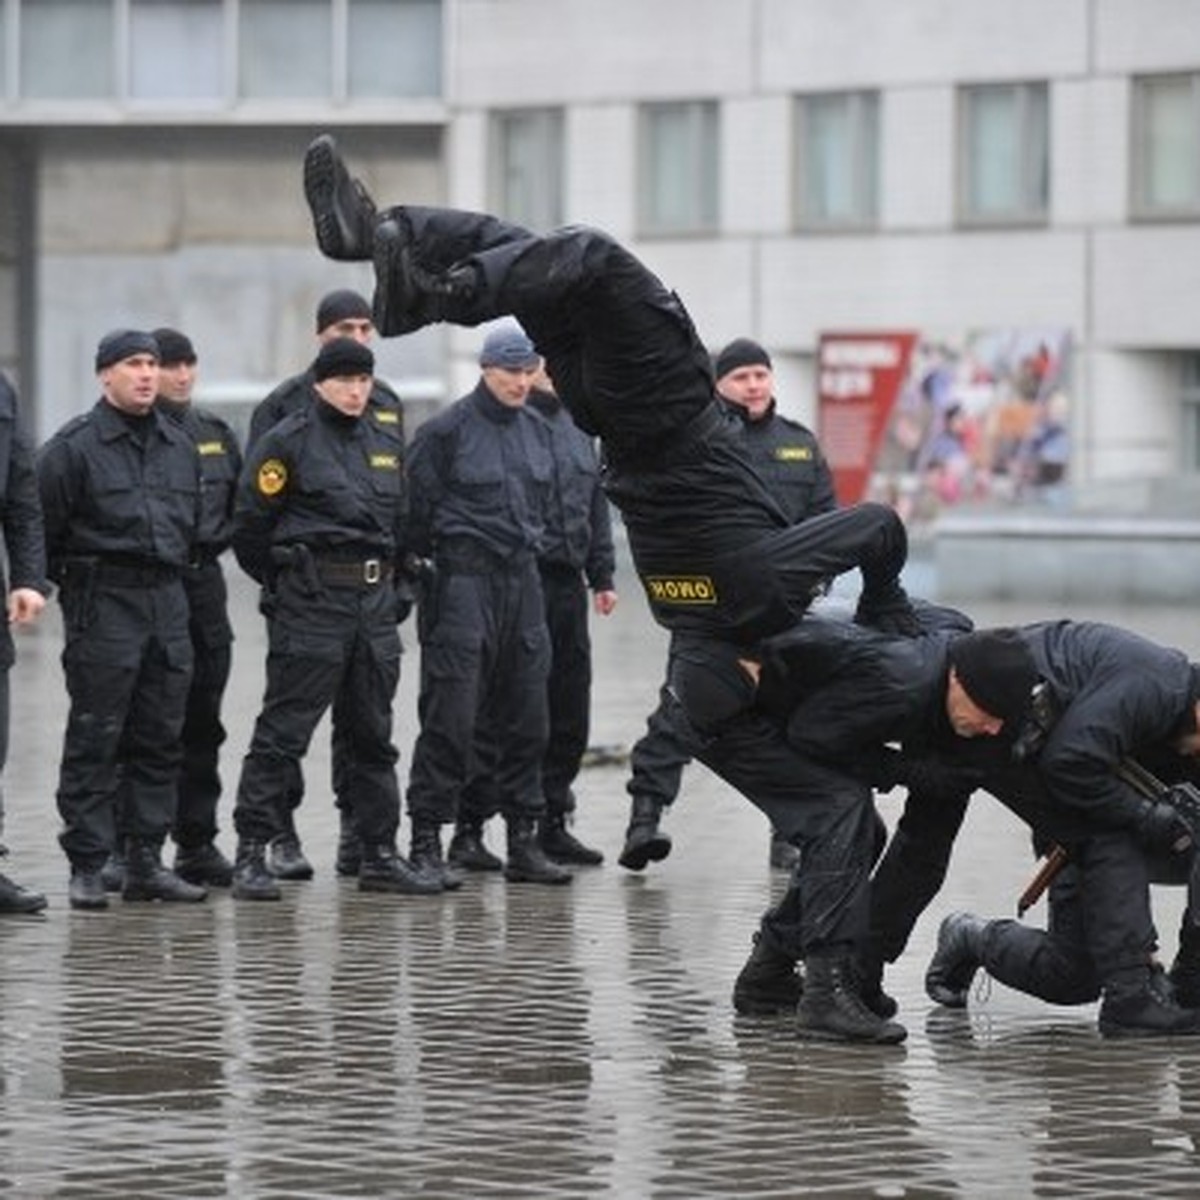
[38,329,206,910]
[229,337,435,900]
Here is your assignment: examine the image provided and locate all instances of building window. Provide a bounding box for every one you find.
[794,91,879,230]
[239,0,330,99]
[130,0,224,103]
[1132,74,1200,219]
[958,82,1049,225]
[638,100,719,237]
[20,0,115,99]
[489,108,563,232]
[349,0,441,99]
[5,0,443,107]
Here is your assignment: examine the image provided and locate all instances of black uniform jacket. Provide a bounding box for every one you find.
[233,397,407,585]
[38,398,200,579]
[406,382,551,564]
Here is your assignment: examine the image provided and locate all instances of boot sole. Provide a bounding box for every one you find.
[504,870,573,886]
[267,865,314,881]
[232,886,282,901]
[304,135,360,261]
[796,1022,908,1045]
[122,889,208,903]
[1098,1020,1200,1039]
[617,835,672,872]
[68,896,109,911]
[448,857,504,873]
[358,878,442,896]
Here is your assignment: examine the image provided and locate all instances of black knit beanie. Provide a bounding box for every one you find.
[948,629,1039,722]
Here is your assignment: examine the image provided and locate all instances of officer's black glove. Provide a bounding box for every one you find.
[860,748,983,797]
[1135,801,1195,856]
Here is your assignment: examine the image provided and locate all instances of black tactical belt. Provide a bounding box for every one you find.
[313,557,393,586]
[94,559,182,587]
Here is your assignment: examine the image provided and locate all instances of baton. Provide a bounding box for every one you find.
[1016,843,1069,916]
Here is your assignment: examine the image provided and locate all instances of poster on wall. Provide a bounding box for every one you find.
[818,328,1071,525]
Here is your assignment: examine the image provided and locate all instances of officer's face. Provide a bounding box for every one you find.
[945,669,1005,738]
[158,360,197,405]
[718,365,774,421]
[316,372,372,416]
[482,364,538,408]
[101,353,160,415]
[320,318,374,345]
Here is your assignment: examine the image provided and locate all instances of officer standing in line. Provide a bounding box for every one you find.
[619,338,836,874]
[448,365,617,872]
[0,371,49,913]
[405,324,569,888]
[152,328,242,887]
[229,337,434,900]
[38,330,206,910]
[248,288,406,882]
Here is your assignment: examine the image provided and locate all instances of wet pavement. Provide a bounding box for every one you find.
[3,560,1200,1198]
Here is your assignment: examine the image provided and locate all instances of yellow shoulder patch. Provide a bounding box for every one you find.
[775,445,813,461]
[196,440,226,457]
[369,452,399,470]
[372,410,400,425]
[256,458,288,497]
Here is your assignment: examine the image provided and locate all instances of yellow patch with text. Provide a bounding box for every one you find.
[372,410,400,425]
[644,575,718,606]
[256,459,288,497]
[370,453,399,470]
[196,440,226,456]
[775,446,813,461]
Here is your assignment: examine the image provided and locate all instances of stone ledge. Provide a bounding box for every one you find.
[933,512,1200,603]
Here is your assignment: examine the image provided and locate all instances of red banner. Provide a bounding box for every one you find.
[817,331,917,505]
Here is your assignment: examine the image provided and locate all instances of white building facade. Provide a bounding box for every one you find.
[2,0,1199,508]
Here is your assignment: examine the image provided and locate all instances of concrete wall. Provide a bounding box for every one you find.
[34,126,447,439]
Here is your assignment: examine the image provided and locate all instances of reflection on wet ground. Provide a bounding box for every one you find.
[3,563,1199,1197]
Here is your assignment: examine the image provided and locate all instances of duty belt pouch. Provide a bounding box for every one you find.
[58,561,98,636]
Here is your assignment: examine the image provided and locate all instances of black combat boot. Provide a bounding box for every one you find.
[371,217,478,337]
[100,847,127,893]
[123,840,208,903]
[303,133,378,261]
[856,955,899,1020]
[539,812,604,866]
[0,870,47,914]
[732,930,802,1015]
[335,809,362,878]
[797,953,908,1044]
[268,817,314,881]
[1169,924,1200,1009]
[410,820,463,892]
[447,822,504,872]
[68,866,109,911]
[618,795,672,871]
[1099,965,1200,1038]
[174,841,234,887]
[925,911,991,1007]
[232,840,282,901]
[768,831,800,871]
[358,844,443,895]
[505,819,573,885]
